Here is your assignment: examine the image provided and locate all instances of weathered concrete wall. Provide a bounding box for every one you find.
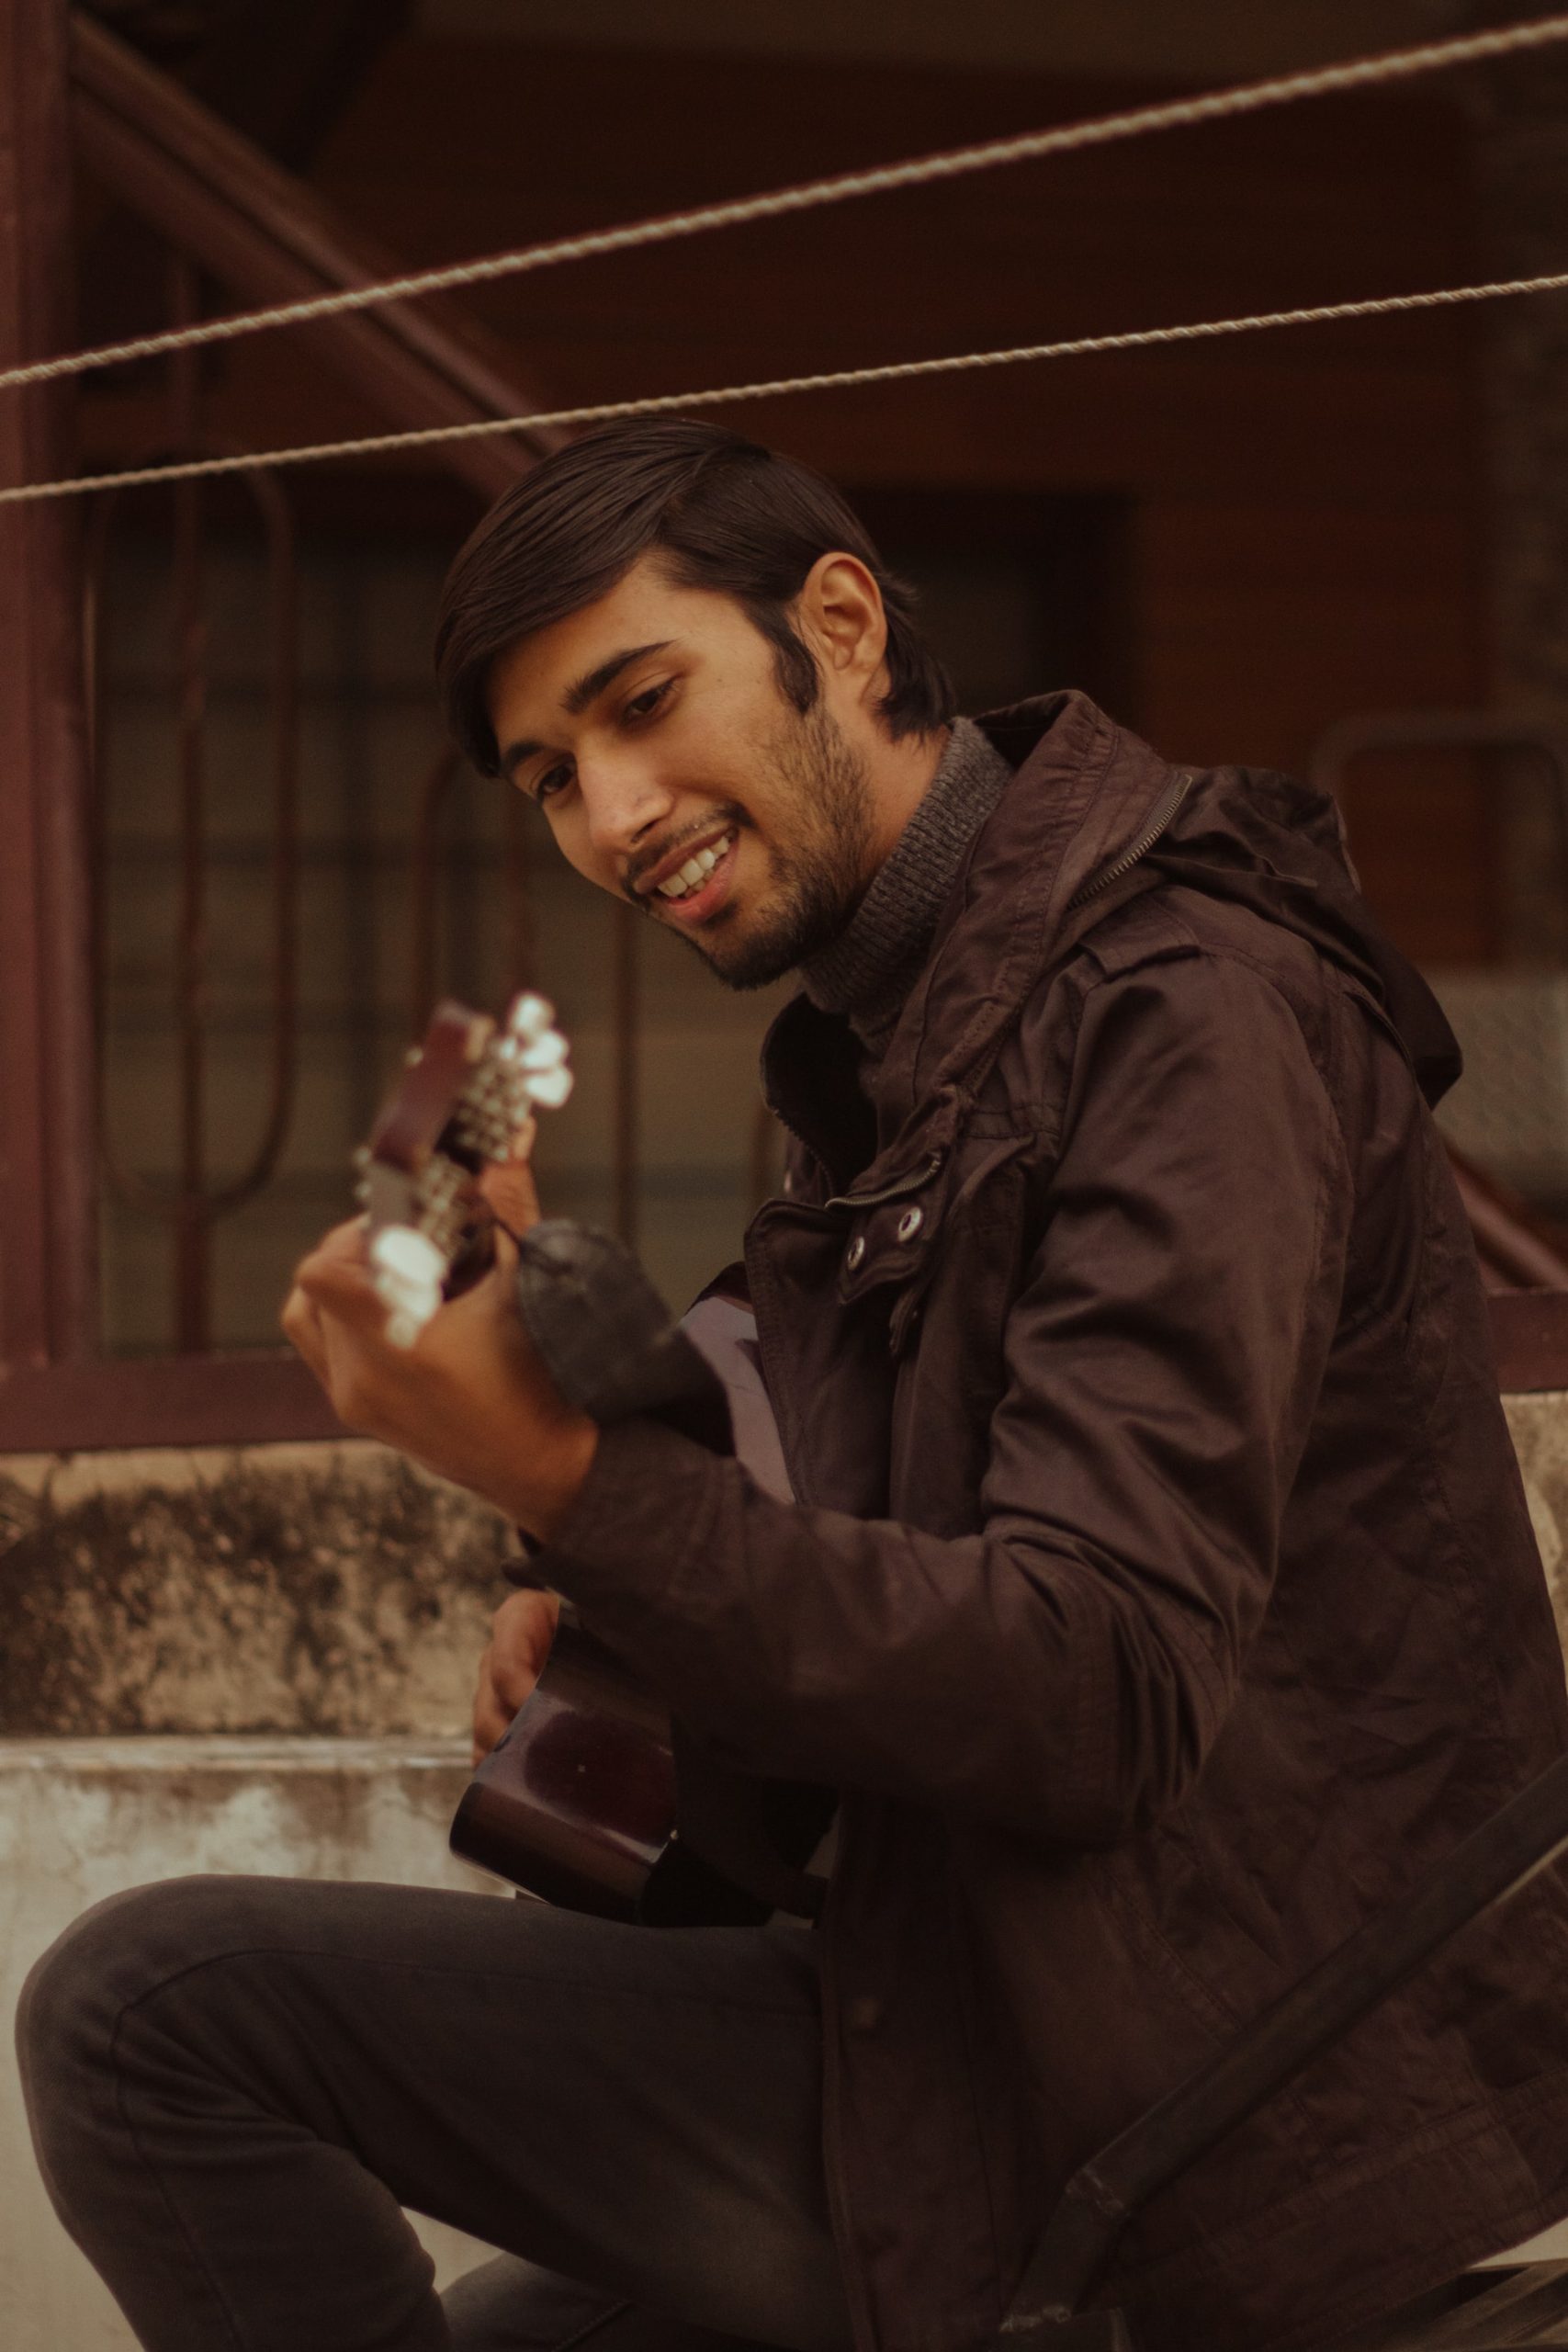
[1504,1391,1568,1635]
[0,1445,529,2342]
[6,1408,1568,1741]
[0,1439,514,1737]
[0,1736,501,2352]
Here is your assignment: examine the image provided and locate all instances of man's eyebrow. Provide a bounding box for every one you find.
[498,640,676,778]
[563,639,674,718]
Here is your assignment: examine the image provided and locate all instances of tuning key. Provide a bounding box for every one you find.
[369,1224,447,1349]
[524,1063,573,1110]
[506,991,557,1044]
[519,1031,569,1072]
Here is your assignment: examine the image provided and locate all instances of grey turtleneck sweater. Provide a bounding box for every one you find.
[802,714,1013,1057]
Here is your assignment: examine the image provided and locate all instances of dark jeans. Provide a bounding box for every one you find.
[15,1873,852,2352]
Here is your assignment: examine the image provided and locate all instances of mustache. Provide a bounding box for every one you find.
[622,805,751,906]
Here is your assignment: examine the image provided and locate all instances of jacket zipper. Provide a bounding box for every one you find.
[784,776,1190,1223]
[1065,769,1192,911]
[824,1148,945,1215]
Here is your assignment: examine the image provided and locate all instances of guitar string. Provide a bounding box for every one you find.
[4,266,1567,507]
[0,10,1564,398]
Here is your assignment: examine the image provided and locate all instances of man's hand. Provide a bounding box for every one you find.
[473,1586,561,1761]
[281,1216,597,1541]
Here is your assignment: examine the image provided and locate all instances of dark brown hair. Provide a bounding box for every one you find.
[434,417,953,775]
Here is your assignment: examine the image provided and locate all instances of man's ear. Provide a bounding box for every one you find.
[795,551,888,701]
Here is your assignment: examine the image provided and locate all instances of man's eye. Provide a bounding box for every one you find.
[533,763,573,804]
[624,679,673,723]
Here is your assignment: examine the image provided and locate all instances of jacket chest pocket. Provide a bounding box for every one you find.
[837,1133,1037,1352]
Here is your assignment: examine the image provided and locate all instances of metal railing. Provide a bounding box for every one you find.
[0,15,654,1445]
[84,254,303,1355]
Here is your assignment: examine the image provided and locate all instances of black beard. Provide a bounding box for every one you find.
[673,697,876,992]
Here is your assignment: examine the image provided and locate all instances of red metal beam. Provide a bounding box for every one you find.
[0,1352,344,1451]
[0,0,99,1370]
[1448,1144,1568,1295]
[71,15,560,501]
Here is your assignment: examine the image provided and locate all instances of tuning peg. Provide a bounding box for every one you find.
[518,1030,569,1072]
[505,991,557,1044]
[368,1225,446,1349]
[524,1064,573,1110]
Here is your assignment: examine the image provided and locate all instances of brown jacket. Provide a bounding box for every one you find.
[538,692,1568,2352]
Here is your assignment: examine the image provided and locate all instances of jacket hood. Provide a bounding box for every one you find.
[763,692,1460,1193]
[976,692,1461,1111]
[1138,748,1462,1112]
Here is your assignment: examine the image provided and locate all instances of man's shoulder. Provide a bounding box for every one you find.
[1070,881,1336,1027]
[1000,881,1350,1125]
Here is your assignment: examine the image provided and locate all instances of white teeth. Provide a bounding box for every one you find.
[654,833,734,901]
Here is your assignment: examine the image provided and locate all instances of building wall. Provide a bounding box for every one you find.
[298,45,1494,955]
[65,35,1513,1344]
[79,40,1495,967]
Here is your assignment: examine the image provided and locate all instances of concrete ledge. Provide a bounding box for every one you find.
[0,1735,503,2352]
[0,1440,515,1737]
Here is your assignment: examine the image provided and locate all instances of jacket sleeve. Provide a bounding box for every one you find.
[526,948,1351,1845]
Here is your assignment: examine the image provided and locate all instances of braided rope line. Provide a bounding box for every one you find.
[3,10,1567,398]
[6,266,1568,507]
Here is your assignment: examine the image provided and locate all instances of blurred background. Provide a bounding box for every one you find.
[12,0,1568,1385]
[15,6,1568,2337]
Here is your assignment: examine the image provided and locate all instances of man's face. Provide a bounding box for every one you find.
[486,556,879,989]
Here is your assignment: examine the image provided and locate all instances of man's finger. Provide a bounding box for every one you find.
[286,1218,376,1318]
[294,1248,386,1329]
[472,1647,513,1760]
[315,1216,373,1260]
[479,1159,540,1238]
[472,1700,511,1763]
[280,1283,329,1380]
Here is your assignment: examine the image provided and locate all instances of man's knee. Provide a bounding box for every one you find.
[17,1873,264,2109]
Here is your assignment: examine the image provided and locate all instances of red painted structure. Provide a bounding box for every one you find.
[5,6,1568,1450]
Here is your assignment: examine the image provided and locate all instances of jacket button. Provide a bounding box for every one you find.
[845,1236,866,1271]
[846,1994,882,2034]
[896,1206,924,1242]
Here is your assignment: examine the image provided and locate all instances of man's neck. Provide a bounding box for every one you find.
[862,720,953,870]
[802,716,1014,1059]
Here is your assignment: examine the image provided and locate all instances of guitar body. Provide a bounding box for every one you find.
[448,1282,824,1924]
[449,1619,677,1922]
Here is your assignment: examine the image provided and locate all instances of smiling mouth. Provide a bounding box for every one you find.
[644,830,738,923]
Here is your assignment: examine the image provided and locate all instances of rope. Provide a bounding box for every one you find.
[6,266,1566,507]
[4,11,1567,397]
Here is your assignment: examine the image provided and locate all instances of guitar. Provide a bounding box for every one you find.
[359,1000,827,1926]
[355,989,573,1348]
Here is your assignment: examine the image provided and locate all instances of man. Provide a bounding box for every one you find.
[19,418,1568,2352]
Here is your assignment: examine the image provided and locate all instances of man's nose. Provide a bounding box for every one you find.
[579,759,675,867]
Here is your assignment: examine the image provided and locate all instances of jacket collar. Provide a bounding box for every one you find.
[761,691,1181,1194]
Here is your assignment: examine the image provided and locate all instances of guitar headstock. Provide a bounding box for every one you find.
[356,990,572,1347]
